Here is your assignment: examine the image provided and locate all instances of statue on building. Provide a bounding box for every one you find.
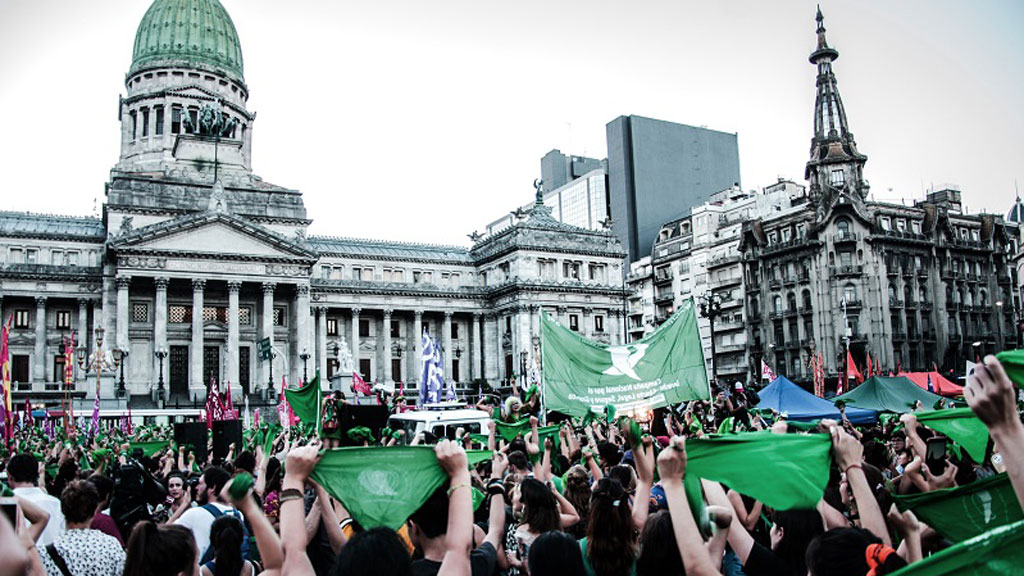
[183,102,239,138]
[208,180,229,213]
[336,336,355,373]
[118,216,134,236]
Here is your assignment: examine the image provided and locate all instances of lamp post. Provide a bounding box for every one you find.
[154,348,168,395]
[699,293,723,388]
[519,350,528,395]
[112,348,128,397]
[300,349,311,385]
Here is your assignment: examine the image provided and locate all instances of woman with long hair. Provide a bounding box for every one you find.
[124,521,199,576]
[580,478,636,576]
[201,515,254,576]
[506,477,580,575]
[635,510,682,576]
[563,466,592,540]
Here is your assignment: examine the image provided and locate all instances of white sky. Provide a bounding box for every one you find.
[1,0,1022,246]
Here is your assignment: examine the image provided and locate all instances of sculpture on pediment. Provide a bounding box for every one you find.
[118,216,134,236]
[184,102,239,138]
[336,336,355,373]
[208,180,229,213]
[468,230,482,243]
[294,228,307,244]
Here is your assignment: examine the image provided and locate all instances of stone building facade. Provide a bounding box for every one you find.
[0,0,626,408]
[740,10,1020,388]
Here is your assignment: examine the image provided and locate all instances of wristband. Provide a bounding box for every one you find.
[279,488,304,504]
[844,464,863,476]
[447,482,472,497]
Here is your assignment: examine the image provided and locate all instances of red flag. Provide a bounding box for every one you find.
[866,354,873,378]
[836,373,844,396]
[352,372,372,396]
[224,382,234,413]
[846,350,863,384]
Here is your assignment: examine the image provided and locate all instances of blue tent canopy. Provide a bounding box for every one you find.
[756,376,876,424]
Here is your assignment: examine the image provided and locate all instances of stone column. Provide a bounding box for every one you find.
[582,307,593,339]
[294,284,311,385]
[116,276,131,351]
[351,308,362,377]
[558,306,569,328]
[382,309,393,384]
[610,310,622,346]
[261,283,275,392]
[153,278,168,389]
[227,280,241,389]
[316,306,328,383]
[33,296,46,385]
[443,311,454,380]
[494,313,505,382]
[411,310,423,385]
[191,279,206,391]
[77,298,89,354]
[472,313,482,380]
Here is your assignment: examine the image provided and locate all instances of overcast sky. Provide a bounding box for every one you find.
[1,0,1021,245]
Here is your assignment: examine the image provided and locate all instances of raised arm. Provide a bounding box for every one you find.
[223,477,284,576]
[632,436,655,532]
[660,438,722,576]
[966,356,1024,510]
[280,441,322,576]
[483,453,509,551]
[831,426,890,546]
[436,440,473,576]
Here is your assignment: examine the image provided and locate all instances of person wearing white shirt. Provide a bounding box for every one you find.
[7,453,65,546]
[174,466,242,561]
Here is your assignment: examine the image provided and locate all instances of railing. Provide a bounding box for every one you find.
[707,253,742,268]
[889,299,904,309]
[655,291,675,303]
[833,232,859,243]
[831,265,863,277]
[845,299,863,309]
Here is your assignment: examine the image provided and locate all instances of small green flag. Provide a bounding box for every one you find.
[893,473,1022,542]
[994,349,1024,387]
[493,418,532,443]
[285,373,323,435]
[130,440,170,458]
[685,431,833,510]
[310,447,492,531]
[887,519,1024,576]
[914,408,989,463]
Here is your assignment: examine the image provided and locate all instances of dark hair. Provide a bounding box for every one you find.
[563,466,592,539]
[806,527,907,576]
[210,515,245,576]
[166,471,185,486]
[519,478,561,534]
[508,451,530,472]
[61,480,99,524]
[597,442,622,467]
[528,531,586,576]
[409,485,448,539]
[233,450,256,475]
[7,454,39,485]
[773,509,825,576]
[609,465,636,493]
[124,521,198,576]
[203,466,231,496]
[265,457,282,494]
[89,474,115,503]
[586,478,634,576]
[636,511,683,576]
[332,527,411,576]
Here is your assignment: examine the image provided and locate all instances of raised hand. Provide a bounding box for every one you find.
[966,356,1021,433]
[657,436,688,481]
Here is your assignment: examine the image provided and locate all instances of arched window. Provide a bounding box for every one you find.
[773,296,782,313]
[904,285,913,304]
[919,286,927,303]
[787,293,797,311]
[979,290,988,307]
[836,219,851,238]
[889,285,897,303]
[802,289,812,309]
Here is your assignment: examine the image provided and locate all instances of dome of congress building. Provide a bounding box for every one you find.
[130,0,245,84]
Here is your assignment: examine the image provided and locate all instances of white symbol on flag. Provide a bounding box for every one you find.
[603,344,649,380]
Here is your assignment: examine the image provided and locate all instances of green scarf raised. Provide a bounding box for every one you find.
[914,408,989,463]
[311,447,492,531]
[893,473,1021,542]
[130,440,170,458]
[493,418,532,443]
[994,349,1024,387]
[887,518,1024,576]
[285,373,323,435]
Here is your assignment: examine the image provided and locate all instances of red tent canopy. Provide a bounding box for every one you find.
[898,371,963,397]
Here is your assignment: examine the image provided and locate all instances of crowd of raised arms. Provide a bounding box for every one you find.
[0,355,1022,576]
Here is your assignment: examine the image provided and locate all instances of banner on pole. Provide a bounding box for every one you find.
[541,299,709,418]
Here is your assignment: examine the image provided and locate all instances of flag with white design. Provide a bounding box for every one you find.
[761,359,777,382]
[540,300,708,418]
[419,330,445,405]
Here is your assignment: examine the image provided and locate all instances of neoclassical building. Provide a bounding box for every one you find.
[0,0,626,409]
[740,10,1020,388]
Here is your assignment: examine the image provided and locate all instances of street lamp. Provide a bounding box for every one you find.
[699,293,723,388]
[154,348,168,394]
[519,350,528,394]
[300,349,311,385]
[112,348,128,397]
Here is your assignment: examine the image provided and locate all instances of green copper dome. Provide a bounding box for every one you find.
[130,0,244,84]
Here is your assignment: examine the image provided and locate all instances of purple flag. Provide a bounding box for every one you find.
[90,394,100,436]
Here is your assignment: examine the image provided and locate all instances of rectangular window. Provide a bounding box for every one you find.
[911,221,921,234]
[188,108,198,131]
[9,247,22,263]
[238,307,252,325]
[169,305,191,323]
[359,318,370,338]
[12,355,29,384]
[423,321,431,335]
[880,217,891,231]
[51,250,63,265]
[55,310,71,330]
[131,302,149,323]
[53,355,67,385]
[327,318,338,336]
[830,170,845,187]
[595,315,605,333]
[359,359,371,381]
[563,261,581,280]
[896,219,906,232]
[569,314,579,332]
[391,320,400,338]
[155,106,164,135]
[65,252,78,266]
[141,108,150,137]
[25,249,37,264]
[14,310,30,328]
[273,307,285,326]
[412,271,421,283]
[451,323,459,339]
[452,359,460,383]
[171,106,182,134]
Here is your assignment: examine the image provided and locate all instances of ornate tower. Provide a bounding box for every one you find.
[805,7,869,216]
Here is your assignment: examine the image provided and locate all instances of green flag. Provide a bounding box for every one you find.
[129,440,170,458]
[310,447,492,531]
[493,418,532,443]
[893,473,1022,542]
[285,373,323,434]
[994,349,1024,387]
[887,519,1024,576]
[541,302,709,418]
[686,431,833,510]
[914,407,990,463]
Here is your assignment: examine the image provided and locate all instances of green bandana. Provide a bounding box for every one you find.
[472,487,486,511]
[130,441,170,458]
[887,518,1024,576]
[229,473,255,501]
[914,408,990,463]
[347,427,375,444]
[284,374,323,435]
[716,417,736,435]
[311,447,493,531]
[994,349,1024,387]
[493,419,532,443]
[782,419,821,432]
[893,473,1021,542]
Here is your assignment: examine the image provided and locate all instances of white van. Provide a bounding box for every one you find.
[387,402,491,443]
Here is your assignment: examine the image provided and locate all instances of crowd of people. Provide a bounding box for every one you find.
[0,354,1021,576]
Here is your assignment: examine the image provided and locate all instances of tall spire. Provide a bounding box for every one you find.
[805,6,869,208]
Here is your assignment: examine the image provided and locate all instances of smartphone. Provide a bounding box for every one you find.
[0,497,21,528]
[925,436,948,476]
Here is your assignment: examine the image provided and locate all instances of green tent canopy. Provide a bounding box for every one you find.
[834,375,945,413]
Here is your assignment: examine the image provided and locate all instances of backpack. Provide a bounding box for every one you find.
[198,504,252,565]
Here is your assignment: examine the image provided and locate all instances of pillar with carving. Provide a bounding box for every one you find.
[261,283,275,392]
[116,276,131,352]
[227,280,241,390]
[77,298,89,382]
[33,296,46,385]
[190,279,206,392]
[316,305,328,384]
[382,309,393,384]
[154,278,169,390]
[294,284,311,385]
[472,313,482,381]
[443,311,454,380]
[411,309,423,385]
[351,308,362,378]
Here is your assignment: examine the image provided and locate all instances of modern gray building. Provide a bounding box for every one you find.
[606,116,741,263]
[540,149,605,195]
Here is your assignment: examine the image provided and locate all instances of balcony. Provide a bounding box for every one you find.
[770,311,786,320]
[785,307,798,317]
[783,275,797,286]
[716,275,742,289]
[800,338,815,348]
[797,272,811,283]
[654,272,673,285]
[845,299,863,310]
[707,253,741,268]
[831,265,863,277]
[916,268,929,278]
[889,299,904,309]
[655,291,675,304]
[769,278,783,289]
[833,232,859,244]
[892,330,907,341]
[924,331,936,342]
[716,343,746,354]
[887,268,899,277]
[799,306,813,316]
[876,229,929,243]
